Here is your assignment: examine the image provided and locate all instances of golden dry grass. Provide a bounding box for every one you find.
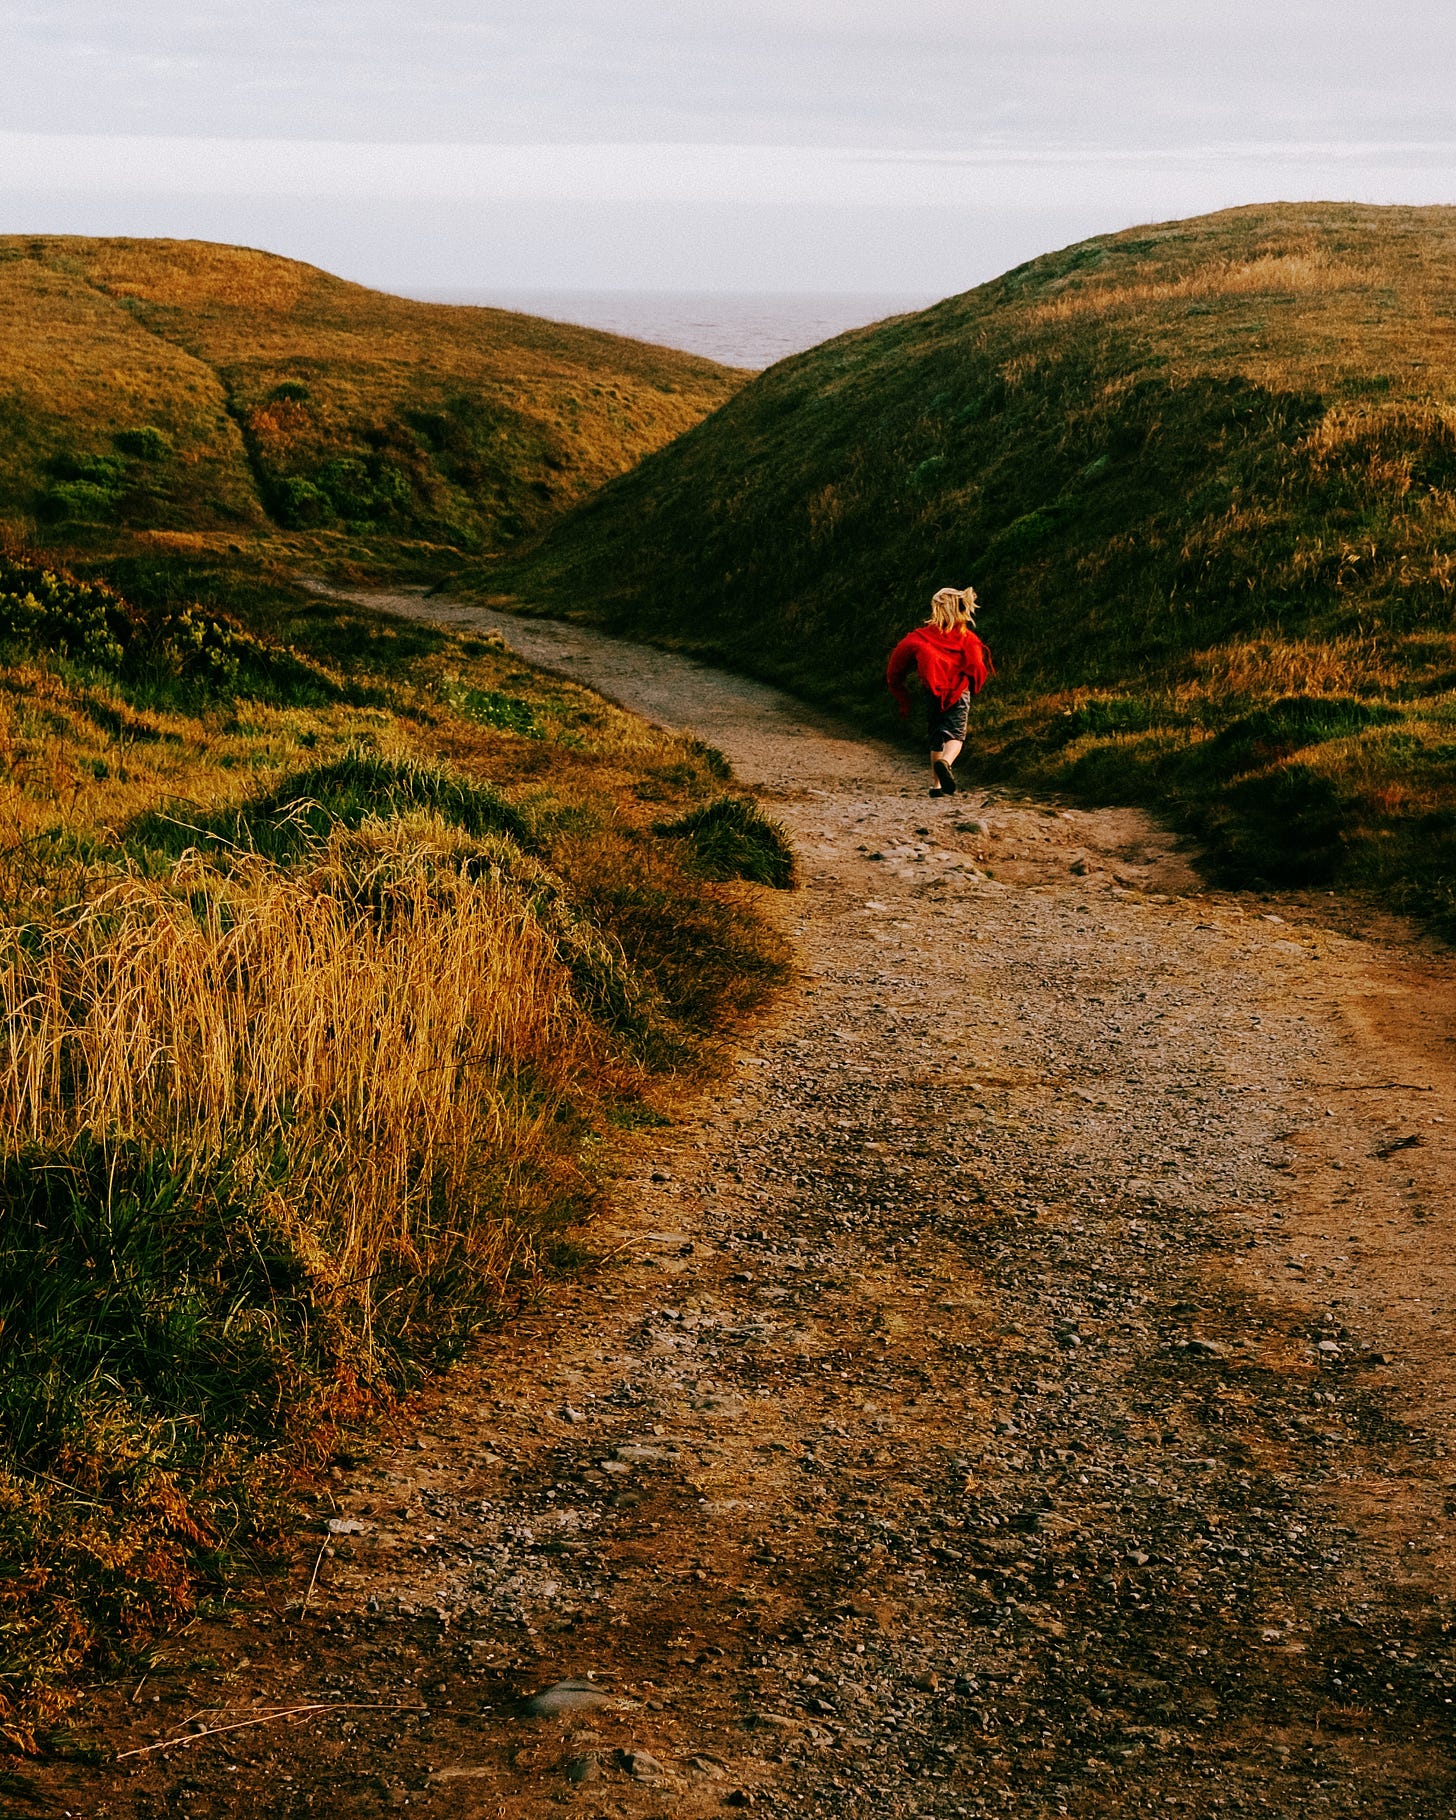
[1022,248,1381,326]
[1,822,595,1326]
[1177,634,1415,700]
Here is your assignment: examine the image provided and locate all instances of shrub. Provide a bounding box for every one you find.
[269,458,416,528]
[0,550,335,706]
[316,457,378,519]
[49,452,127,488]
[0,556,131,667]
[315,456,413,522]
[36,480,120,525]
[439,677,541,736]
[911,454,949,487]
[271,475,335,527]
[112,427,173,460]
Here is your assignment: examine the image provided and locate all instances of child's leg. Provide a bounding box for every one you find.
[929,739,962,786]
[928,693,969,793]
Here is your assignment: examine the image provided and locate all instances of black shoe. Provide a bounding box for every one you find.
[933,759,958,794]
[928,786,945,798]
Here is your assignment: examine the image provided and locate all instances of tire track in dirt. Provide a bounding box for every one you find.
[43,596,1456,1818]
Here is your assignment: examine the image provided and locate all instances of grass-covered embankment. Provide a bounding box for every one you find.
[499,202,1456,920]
[0,236,741,561]
[0,544,790,1748]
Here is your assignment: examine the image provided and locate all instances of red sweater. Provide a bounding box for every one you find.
[886,625,993,715]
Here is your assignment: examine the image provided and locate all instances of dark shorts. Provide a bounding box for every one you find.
[928,689,971,751]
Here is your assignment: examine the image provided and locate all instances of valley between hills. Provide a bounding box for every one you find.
[7,206,1456,1816]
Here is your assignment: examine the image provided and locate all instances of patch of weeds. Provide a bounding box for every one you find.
[288,601,448,669]
[0,1138,311,1734]
[458,633,509,658]
[682,736,732,780]
[0,1139,316,1460]
[439,677,542,737]
[573,836,791,1047]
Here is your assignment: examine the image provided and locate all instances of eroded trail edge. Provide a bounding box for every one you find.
[52,596,1456,1819]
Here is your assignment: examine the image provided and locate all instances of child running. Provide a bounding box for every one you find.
[885,585,994,796]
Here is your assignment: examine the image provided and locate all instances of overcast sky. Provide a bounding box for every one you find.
[4,2,1455,294]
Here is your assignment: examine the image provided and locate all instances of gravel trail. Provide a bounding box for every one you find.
[48,597,1456,1818]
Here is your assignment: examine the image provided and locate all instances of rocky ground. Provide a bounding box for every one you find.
[22,598,1456,1818]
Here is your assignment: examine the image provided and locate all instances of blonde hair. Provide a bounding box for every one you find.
[928,585,978,631]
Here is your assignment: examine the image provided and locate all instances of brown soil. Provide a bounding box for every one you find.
[27,597,1456,1819]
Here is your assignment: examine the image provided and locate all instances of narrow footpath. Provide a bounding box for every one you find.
[38,597,1456,1819]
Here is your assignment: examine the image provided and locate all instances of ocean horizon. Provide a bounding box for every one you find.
[402,287,941,369]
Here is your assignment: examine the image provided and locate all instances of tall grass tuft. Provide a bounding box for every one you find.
[1,828,591,1295]
[128,748,537,866]
[657,796,797,889]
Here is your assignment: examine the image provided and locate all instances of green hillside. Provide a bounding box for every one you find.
[499,203,1456,918]
[0,236,740,559]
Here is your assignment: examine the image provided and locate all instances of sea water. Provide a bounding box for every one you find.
[403,288,939,370]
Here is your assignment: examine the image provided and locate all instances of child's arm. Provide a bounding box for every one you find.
[886,634,918,716]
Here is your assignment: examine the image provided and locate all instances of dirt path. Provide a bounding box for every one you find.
[36,597,1456,1818]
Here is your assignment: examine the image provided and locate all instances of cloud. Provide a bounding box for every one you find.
[4,2,1455,149]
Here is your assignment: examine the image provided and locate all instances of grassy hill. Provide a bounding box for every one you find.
[498,203,1456,920]
[0,236,740,561]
